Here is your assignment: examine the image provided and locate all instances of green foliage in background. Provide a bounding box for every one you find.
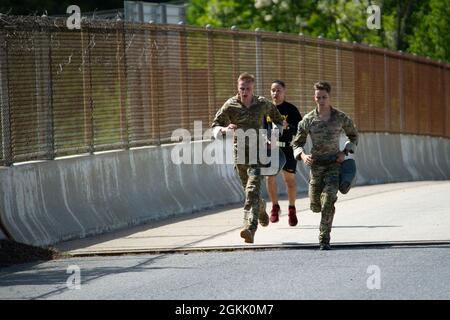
[187,0,450,63]
[407,0,450,62]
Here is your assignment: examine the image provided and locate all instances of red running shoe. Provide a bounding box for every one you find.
[288,206,298,226]
[270,204,280,223]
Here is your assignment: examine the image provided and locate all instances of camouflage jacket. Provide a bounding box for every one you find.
[211,94,283,133]
[211,94,283,165]
[292,107,358,160]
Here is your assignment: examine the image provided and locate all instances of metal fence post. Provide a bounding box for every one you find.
[415,61,421,134]
[444,67,449,137]
[317,36,323,80]
[255,28,263,96]
[178,23,190,135]
[206,25,216,123]
[82,25,95,154]
[369,50,375,131]
[352,42,360,128]
[149,23,161,145]
[335,40,342,108]
[398,56,404,132]
[299,33,307,114]
[0,32,13,166]
[117,20,129,149]
[45,28,55,160]
[277,31,285,81]
[231,26,239,80]
[384,50,390,132]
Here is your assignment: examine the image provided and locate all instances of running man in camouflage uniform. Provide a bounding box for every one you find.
[292,81,358,250]
[212,73,284,243]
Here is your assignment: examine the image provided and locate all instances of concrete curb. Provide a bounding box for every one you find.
[64,240,450,257]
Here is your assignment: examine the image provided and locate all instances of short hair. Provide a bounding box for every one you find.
[272,80,286,88]
[314,81,331,93]
[238,72,255,83]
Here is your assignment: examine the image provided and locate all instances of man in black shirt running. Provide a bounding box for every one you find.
[264,80,302,226]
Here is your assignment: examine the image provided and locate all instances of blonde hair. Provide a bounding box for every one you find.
[238,72,255,83]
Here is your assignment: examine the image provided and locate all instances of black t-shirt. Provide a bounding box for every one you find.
[264,101,302,144]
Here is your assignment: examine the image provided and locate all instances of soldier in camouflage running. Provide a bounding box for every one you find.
[212,72,284,244]
[292,81,358,250]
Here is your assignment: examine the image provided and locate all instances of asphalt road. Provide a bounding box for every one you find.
[1,244,449,301]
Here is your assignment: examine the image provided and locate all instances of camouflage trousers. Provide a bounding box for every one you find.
[309,163,340,245]
[235,164,266,231]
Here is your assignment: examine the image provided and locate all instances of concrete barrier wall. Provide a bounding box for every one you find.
[354,133,450,184]
[0,133,449,247]
[0,141,243,247]
[270,133,450,195]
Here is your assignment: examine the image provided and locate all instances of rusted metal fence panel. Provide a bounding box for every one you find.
[427,63,443,137]
[280,37,302,110]
[211,32,234,112]
[261,34,280,97]
[185,30,209,139]
[371,52,386,132]
[0,31,10,166]
[125,25,151,147]
[321,44,339,106]
[0,16,449,166]
[354,49,372,131]
[386,56,401,133]
[7,29,50,162]
[446,67,450,138]
[51,27,90,156]
[403,59,418,135]
[339,47,355,119]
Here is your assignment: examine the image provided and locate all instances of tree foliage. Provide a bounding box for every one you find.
[407,0,450,62]
[187,0,449,63]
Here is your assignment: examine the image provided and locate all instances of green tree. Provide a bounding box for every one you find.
[187,0,449,63]
[186,0,258,29]
[187,0,396,46]
[407,0,450,62]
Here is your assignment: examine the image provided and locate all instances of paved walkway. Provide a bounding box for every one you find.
[56,181,450,256]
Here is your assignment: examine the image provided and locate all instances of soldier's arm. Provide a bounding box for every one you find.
[211,103,231,139]
[342,115,359,154]
[292,118,309,160]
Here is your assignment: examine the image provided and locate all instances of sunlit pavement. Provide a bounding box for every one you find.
[55,181,450,255]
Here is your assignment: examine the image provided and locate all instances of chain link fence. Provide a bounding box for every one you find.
[1,15,449,166]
